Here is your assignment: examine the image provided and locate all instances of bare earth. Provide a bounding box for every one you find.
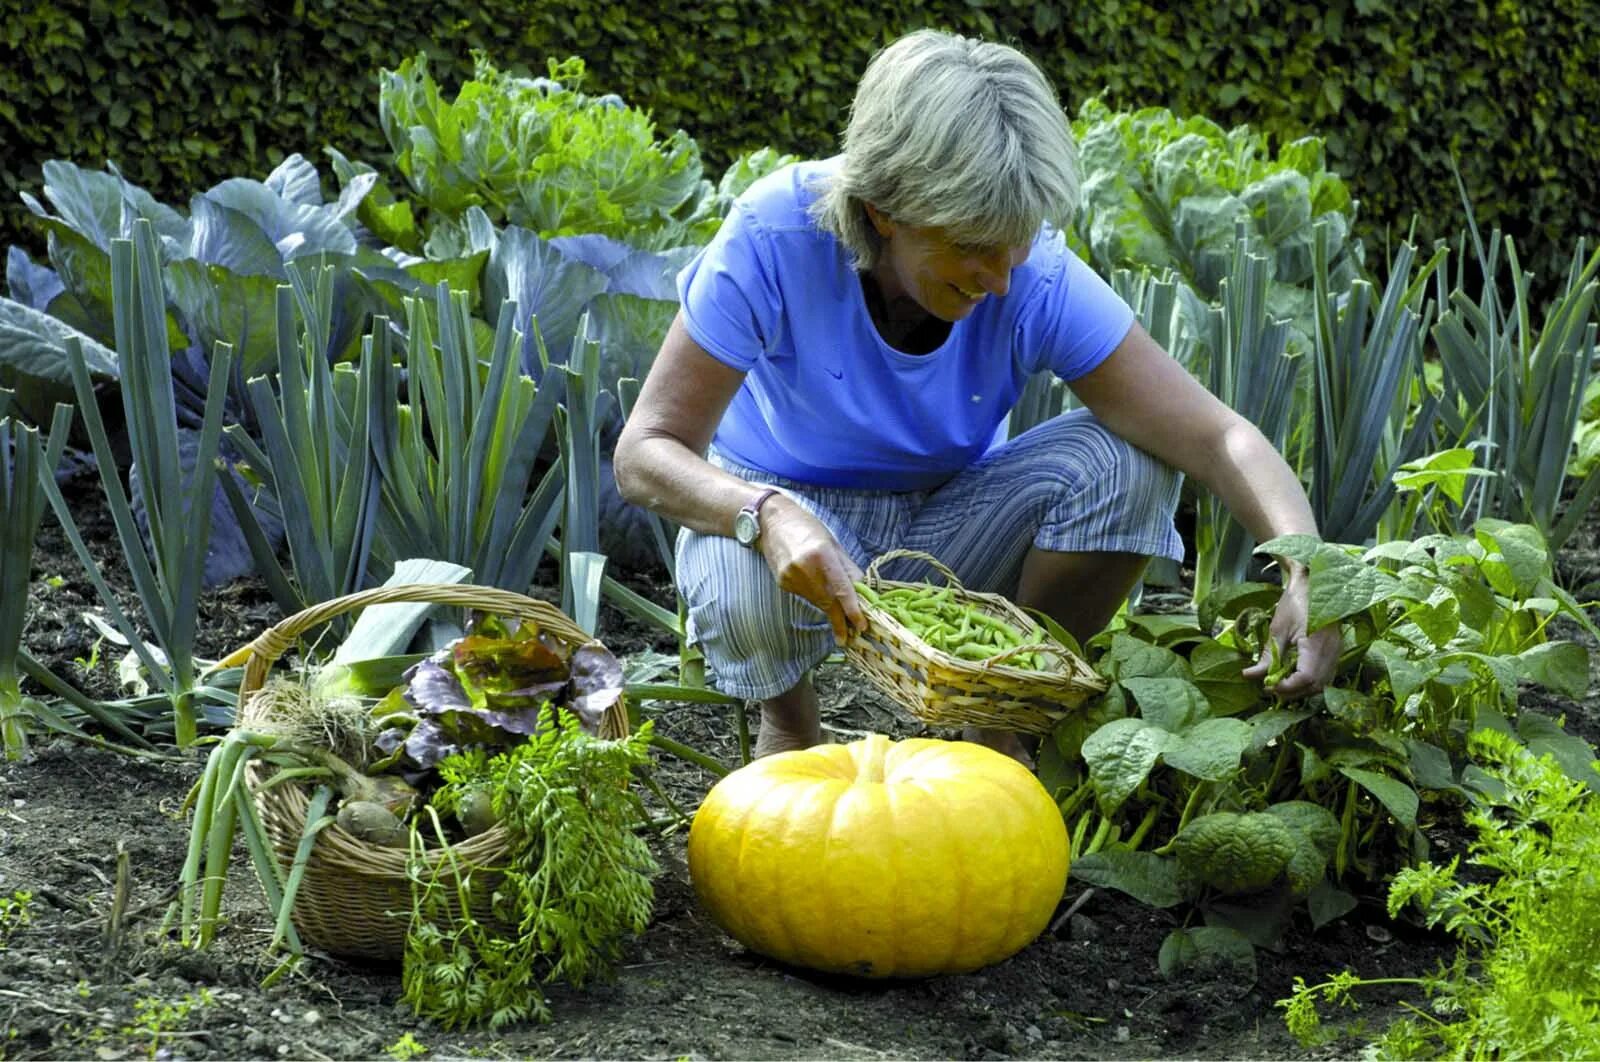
[5,474,1596,1061]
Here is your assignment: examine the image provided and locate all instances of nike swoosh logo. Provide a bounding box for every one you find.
[825,367,843,379]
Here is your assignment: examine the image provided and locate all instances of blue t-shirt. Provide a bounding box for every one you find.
[677,157,1135,490]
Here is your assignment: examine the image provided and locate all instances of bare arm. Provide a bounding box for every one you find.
[1069,322,1338,696]
[1069,322,1318,549]
[613,313,866,643]
[612,313,770,536]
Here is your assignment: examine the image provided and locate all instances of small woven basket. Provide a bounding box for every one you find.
[843,550,1106,735]
[233,583,629,962]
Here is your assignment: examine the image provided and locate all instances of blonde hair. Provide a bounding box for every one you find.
[809,29,1080,271]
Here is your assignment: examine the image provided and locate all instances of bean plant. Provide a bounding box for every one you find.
[1042,520,1598,971]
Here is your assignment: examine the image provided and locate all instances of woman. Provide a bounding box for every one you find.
[613,29,1339,760]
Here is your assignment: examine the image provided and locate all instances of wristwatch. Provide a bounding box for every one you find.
[733,488,781,548]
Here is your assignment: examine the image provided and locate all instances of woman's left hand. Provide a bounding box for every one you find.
[1240,568,1340,698]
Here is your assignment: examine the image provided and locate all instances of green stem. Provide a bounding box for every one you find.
[230,786,296,953]
[0,678,24,761]
[1084,815,1115,856]
[273,786,333,951]
[638,770,691,830]
[1264,739,1293,801]
[1175,781,1209,835]
[1124,803,1163,851]
[647,733,729,777]
[19,649,152,747]
[1336,779,1359,879]
[173,687,198,749]
[736,701,751,766]
[254,765,336,792]
[1056,782,1094,820]
[677,598,706,687]
[1069,808,1094,859]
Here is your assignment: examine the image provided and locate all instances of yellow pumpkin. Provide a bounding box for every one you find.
[687,733,1069,978]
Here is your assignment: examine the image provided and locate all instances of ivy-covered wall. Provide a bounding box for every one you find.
[5,0,1597,294]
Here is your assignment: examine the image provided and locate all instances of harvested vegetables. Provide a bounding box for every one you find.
[854,581,1050,670]
[178,609,649,1029]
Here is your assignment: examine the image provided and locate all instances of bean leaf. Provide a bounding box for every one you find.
[1082,718,1168,813]
[1162,717,1252,781]
[1339,766,1419,829]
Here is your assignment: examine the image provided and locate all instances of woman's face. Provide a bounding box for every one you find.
[866,205,1033,323]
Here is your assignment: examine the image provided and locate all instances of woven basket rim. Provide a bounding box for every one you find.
[844,550,1106,733]
[853,549,1105,686]
[855,579,1088,678]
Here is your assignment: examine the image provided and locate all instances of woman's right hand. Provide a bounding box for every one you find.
[757,495,868,645]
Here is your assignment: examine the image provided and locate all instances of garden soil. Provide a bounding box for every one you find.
[4,472,1599,1061]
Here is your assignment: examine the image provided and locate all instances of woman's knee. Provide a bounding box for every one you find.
[677,532,772,634]
[675,531,831,688]
[1111,431,1182,509]
[1042,410,1181,508]
[1024,412,1184,559]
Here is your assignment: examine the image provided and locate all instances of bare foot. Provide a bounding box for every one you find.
[752,721,825,759]
[961,726,1037,770]
[753,676,824,759]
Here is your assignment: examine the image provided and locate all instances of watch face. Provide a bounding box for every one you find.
[733,509,759,545]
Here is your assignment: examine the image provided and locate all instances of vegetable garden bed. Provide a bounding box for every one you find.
[3,47,1598,1060]
[4,471,1595,1061]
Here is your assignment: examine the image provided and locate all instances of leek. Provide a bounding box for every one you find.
[1189,226,1302,605]
[41,219,236,747]
[0,401,71,758]
[219,263,385,622]
[1306,224,1446,544]
[555,314,609,620]
[1432,171,1600,549]
[370,284,566,593]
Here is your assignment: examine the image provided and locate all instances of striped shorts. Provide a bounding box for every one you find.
[674,408,1185,700]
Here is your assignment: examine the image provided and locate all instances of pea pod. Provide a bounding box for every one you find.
[855,579,1052,669]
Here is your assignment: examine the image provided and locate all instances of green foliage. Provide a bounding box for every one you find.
[369,284,566,594]
[36,220,236,747]
[1279,730,1600,1058]
[1304,236,1447,546]
[1269,524,1596,733]
[385,1032,428,1061]
[1051,522,1597,970]
[1431,222,1600,551]
[402,710,658,1028]
[0,1,524,267]
[125,988,213,1060]
[1570,375,1600,478]
[1042,1,1599,308]
[0,889,32,948]
[380,54,724,250]
[1168,810,1297,894]
[1185,234,1301,602]
[1071,97,1360,343]
[219,269,386,619]
[10,152,416,417]
[6,2,1594,311]
[0,401,72,759]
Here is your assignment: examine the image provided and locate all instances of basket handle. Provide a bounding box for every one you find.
[226,583,593,702]
[862,548,966,591]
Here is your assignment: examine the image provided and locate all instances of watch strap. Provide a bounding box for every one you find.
[736,487,780,545]
[745,487,780,519]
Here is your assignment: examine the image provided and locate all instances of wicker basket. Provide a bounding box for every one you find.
[233,583,629,962]
[843,550,1106,735]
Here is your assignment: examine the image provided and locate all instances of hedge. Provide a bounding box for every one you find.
[4,0,1596,299]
